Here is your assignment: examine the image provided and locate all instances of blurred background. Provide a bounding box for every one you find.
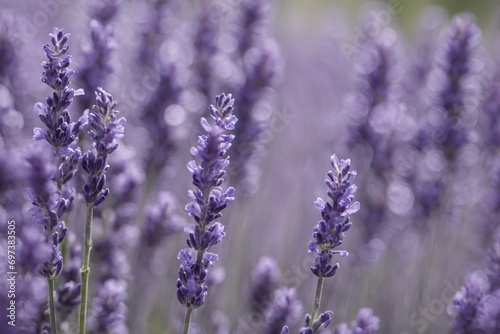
[2,0,500,333]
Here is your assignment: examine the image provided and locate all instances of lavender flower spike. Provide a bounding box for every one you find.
[177,93,237,334]
[79,88,125,334]
[82,87,125,206]
[285,155,360,334]
[30,27,86,334]
[309,155,360,278]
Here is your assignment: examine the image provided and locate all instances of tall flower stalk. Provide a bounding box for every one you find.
[79,88,125,334]
[177,93,237,334]
[30,27,87,334]
[282,155,360,333]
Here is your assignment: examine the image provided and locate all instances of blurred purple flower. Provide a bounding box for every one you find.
[449,273,488,333]
[474,290,500,334]
[418,14,481,164]
[263,288,303,334]
[88,279,128,334]
[248,256,281,314]
[77,19,116,111]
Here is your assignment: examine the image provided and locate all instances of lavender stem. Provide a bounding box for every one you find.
[310,277,324,326]
[79,203,94,334]
[48,278,58,334]
[183,307,194,334]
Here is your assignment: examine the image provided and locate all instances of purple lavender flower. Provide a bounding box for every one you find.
[344,18,402,241]
[231,42,279,196]
[57,281,82,321]
[282,155,359,334]
[76,0,121,110]
[0,14,17,87]
[192,4,218,102]
[82,87,125,206]
[449,273,488,333]
[142,192,183,249]
[419,14,481,164]
[137,0,173,70]
[236,0,271,56]
[177,93,237,332]
[77,19,116,111]
[263,288,303,334]
[90,0,122,26]
[33,28,87,190]
[474,290,500,334]
[88,279,128,334]
[29,34,87,284]
[79,87,125,334]
[299,310,334,334]
[339,308,380,334]
[248,256,281,314]
[308,155,360,278]
[141,64,182,176]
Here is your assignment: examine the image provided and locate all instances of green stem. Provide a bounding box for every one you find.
[183,307,193,334]
[310,277,325,326]
[79,203,94,334]
[48,278,58,334]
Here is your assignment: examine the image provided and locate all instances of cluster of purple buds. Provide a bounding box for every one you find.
[30,28,87,279]
[308,155,360,278]
[176,93,237,309]
[419,15,480,163]
[82,88,125,206]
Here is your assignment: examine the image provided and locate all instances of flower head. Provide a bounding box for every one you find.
[309,155,360,278]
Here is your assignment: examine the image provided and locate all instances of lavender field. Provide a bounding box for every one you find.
[1,0,500,333]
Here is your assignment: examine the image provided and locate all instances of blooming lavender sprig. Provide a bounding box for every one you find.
[283,155,360,334]
[177,93,237,334]
[30,27,87,334]
[79,87,125,334]
[34,29,87,165]
[308,155,360,278]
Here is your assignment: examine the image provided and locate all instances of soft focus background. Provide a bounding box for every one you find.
[2,0,500,333]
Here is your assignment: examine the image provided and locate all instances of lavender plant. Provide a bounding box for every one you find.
[29,27,87,334]
[282,155,360,333]
[77,0,119,111]
[177,93,237,334]
[79,87,125,334]
[248,256,281,315]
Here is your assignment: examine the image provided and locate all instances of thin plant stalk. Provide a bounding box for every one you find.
[310,277,325,325]
[183,307,193,334]
[79,203,94,334]
[48,278,58,334]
